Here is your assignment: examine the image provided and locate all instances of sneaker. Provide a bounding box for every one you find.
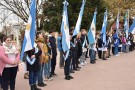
[81,62,84,66]
[48,77,53,81]
[115,54,119,56]
[84,61,87,65]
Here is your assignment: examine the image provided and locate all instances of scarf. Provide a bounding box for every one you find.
[3,42,16,54]
[35,38,44,43]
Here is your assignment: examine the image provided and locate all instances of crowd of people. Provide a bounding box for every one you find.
[0,28,135,90]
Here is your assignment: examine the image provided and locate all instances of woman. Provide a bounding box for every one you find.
[76,33,82,68]
[35,32,48,87]
[25,45,42,90]
[44,35,53,81]
[0,36,20,90]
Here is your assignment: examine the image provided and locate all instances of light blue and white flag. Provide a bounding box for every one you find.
[61,0,70,60]
[129,18,135,34]
[116,11,119,36]
[101,9,108,46]
[124,11,129,38]
[73,0,86,36]
[88,10,97,45]
[21,0,36,60]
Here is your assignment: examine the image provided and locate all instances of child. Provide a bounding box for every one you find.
[25,47,42,90]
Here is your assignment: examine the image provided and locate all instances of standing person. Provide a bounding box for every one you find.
[25,46,42,90]
[64,36,74,80]
[80,29,88,66]
[35,32,47,87]
[131,33,134,51]
[76,33,82,69]
[122,33,126,52]
[118,35,122,53]
[0,36,20,90]
[57,33,64,68]
[44,35,53,81]
[113,30,119,56]
[106,34,111,58]
[71,35,79,71]
[89,43,96,64]
[97,34,103,59]
[49,30,57,76]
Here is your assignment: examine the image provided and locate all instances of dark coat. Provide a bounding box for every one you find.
[97,38,103,48]
[76,39,82,58]
[80,34,89,48]
[49,36,57,56]
[26,48,42,71]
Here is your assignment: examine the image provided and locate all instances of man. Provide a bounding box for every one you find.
[49,30,57,76]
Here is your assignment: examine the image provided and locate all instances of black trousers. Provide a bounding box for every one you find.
[98,50,102,59]
[64,56,71,76]
[0,76,2,88]
[85,49,89,57]
[71,51,77,69]
[112,47,114,55]
[51,55,57,74]
[2,66,18,90]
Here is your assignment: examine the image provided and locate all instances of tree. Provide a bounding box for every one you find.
[0,0,46,30]
[43,0,108,32]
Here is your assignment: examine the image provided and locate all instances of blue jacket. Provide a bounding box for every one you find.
[114,38,119,47]
[57,36,63,51]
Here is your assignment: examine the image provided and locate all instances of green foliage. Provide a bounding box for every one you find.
[42,0,108,32]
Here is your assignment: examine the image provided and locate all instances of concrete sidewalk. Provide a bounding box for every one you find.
[16,51,135,90]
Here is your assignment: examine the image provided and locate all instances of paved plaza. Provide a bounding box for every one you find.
[16,51,135,90]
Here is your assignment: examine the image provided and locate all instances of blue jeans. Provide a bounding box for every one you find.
[122,44,126,52]
[89,49,95,62]
[114,46,118,55]
[29,71,38,85]
[44,60,51,77]
[38,63,45,84]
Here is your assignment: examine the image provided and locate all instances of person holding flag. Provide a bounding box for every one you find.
[88,9,97,64]
[101,9,108,60]
[80,29,89,66]
[61,0,74,80]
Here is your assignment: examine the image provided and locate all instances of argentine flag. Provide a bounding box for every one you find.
[101,9,108,46]
[73,0,86,36]
[88,11,97,45]
[61,0,70,60]
[129,18,135,34]
[116,12,119,36]
[21,0,36,60]
[124,11,129,38]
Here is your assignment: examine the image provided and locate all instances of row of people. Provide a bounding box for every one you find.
[0,29,135,90]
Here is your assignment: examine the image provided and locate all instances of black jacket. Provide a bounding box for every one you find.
[80,34,89,48]
[49,36,57,56]
[26,48,42,71]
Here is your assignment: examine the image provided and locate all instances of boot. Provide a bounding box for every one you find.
[31,85,35,90]
[33,84,41,90]
[24,72,29,79]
